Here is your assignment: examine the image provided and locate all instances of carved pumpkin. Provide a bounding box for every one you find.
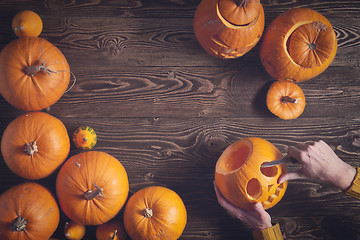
[64,220,86,240]
[267,80,306,120]
[123,186,187,240]
[96,219,127,240]
[0,182,60,240]
[260,8,337,82]
[0,37,70,111]
[56,151,129,225]
[73,126,97,150]
[1,111,70,180]
[12,10,43,37]
[215,137,288,210]
[194,0,265,58]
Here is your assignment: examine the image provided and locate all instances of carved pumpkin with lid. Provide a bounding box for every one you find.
[260,8,337,82]
[215,137,288,210]
[194,0,265,58]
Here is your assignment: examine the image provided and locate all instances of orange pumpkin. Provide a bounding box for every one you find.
[12,10,43,37]
[266,80,306,120]
[0,37,70,111]
[194,0,264,59]
[56,151,129,225]
[73,126,97,150]
[260,8,337,82]
[96,219,127,240]
[123,186,187,240]
[64,220,86,240]
[215,137,288,210]
[0,182,60,240]
[1,111,70,180]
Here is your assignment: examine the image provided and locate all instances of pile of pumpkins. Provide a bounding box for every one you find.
[0,10,187,240]
[194,0,337,120]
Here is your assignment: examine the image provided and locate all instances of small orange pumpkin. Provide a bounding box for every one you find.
[260,8,337,82]
[0,37,71,111]
[1,111,70,180]
[123,186,187,240]
[12,10,43,37]
[0,182,60,240]
[96,219,127,240]
[215,137,288,210]
[194,0,265,58]
[56,151,129,225]
[73,126,97,150]
[64,220,86,240]
[266,80,306,120]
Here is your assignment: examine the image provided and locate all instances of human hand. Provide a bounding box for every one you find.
[214,182,272,230]
[278,140,356,191]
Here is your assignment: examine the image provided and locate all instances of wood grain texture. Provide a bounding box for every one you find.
[0,0,359,239]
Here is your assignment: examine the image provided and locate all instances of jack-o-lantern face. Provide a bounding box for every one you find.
[215,137,288,210]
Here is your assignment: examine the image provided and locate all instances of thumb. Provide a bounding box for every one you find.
[253,202,265,213]
[278,170,307,184]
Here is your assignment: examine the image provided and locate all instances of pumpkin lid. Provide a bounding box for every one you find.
[218,0,261,26]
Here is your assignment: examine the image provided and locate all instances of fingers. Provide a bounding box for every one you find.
[278,170,307,184]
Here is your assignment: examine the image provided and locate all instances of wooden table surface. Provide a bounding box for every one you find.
[0,0,359,239]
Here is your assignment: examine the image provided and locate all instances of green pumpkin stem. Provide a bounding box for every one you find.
[281,96,297,103]
[12,216,27,232]
[84,183,103,200]
[24,141,38,156]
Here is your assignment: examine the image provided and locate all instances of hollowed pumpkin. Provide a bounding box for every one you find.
[1,111,70,180]
[215,137,288,210]
[0,182,60,240]
[260,8,337,82]
[56,151,129,225]
[194,0,265,59]
[0,37,70,111]
[267,80,306,120]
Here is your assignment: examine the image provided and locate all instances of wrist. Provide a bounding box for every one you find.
[333,164,356,191]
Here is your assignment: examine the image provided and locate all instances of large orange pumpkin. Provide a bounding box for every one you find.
[215,137,288,210]
[1,111,70,180]
[0,182,60,240]
[123,186,187,240]
[194,0,265,59]
[56,151,129,225]
[260,8,337,82]
[0,37,70,111]
[266,80,306,120]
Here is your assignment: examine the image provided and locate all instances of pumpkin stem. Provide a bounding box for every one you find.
[83,137,88,142]
[281,96,297,104]
[12,216,27,232]
[309,43,317,50]
[83,182,103,200]
[13,25,24,31]
[111,230,118,240]
[24,141,38,156]
[143,208,153,218]
[234,0,249,7]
